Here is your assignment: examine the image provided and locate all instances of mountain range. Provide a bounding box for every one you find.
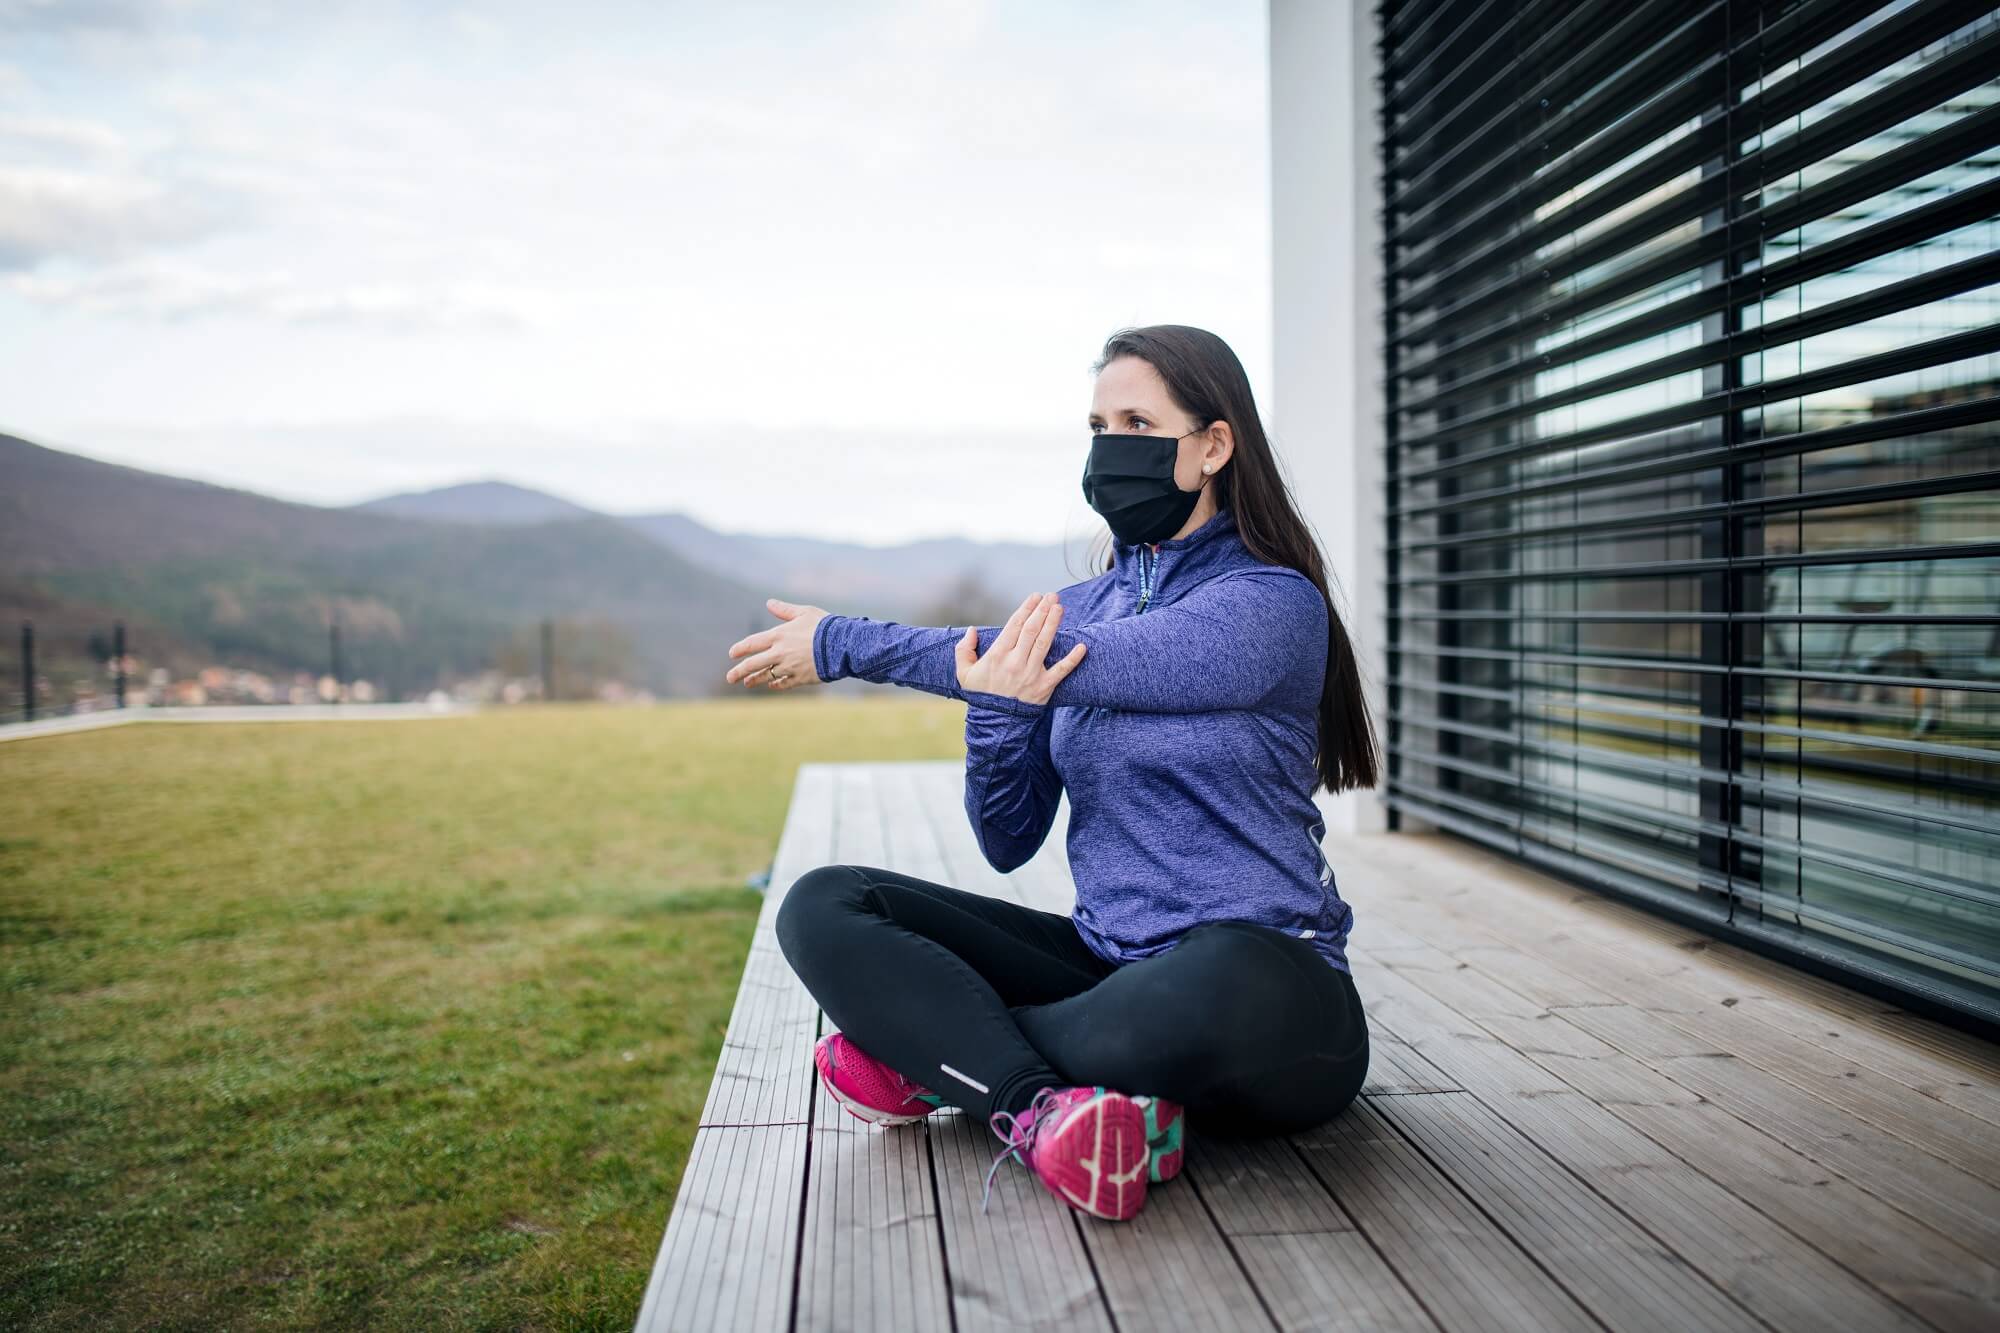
[0,432,1095,703]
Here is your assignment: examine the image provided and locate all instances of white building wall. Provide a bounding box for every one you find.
[1268,0,1398,836]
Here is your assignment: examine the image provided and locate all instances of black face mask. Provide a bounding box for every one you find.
[1081,430,1207,547]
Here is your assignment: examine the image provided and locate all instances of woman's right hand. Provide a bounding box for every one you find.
[954,592,1086,706]
[724,597,827,691]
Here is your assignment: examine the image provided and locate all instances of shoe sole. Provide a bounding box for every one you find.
[815,1039,932,1127]
[1036,1091,1151,1222]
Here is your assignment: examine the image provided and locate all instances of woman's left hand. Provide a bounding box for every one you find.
[954,592,1086,706]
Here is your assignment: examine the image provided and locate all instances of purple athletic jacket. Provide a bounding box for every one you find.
[811,503,1352,973]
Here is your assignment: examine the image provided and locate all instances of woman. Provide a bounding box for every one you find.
[723,324,1379,1224]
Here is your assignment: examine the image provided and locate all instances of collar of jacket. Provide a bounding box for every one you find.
[1111,504,1247,600]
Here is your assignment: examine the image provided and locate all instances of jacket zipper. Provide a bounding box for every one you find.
[1137,543,1157,613]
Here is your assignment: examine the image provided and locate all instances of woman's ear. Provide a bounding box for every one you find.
[1205,421,1235,473]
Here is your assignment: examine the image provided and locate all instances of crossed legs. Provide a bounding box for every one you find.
[774,863,1369,1135]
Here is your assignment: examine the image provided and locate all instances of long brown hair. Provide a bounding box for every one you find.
[1086,324,1379,794]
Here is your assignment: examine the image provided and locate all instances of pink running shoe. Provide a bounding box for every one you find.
[981,1086,1151,1222]
[814,1032,945,1126]
[1136,1094,1186,1183]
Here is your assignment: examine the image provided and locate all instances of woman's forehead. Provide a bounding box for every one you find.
[1090,359,1168,414]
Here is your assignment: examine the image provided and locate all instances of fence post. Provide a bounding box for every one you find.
[541,618,555,703]
[114,621,127,708]
[329,617,342,704]
[19,621,32,723]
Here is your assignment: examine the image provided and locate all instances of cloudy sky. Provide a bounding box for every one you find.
[0,0,1272,546]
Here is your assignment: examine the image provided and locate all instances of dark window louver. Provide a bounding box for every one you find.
[1375,0,2000,1024]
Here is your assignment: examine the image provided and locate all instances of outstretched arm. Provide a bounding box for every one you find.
[813,566,1328,714]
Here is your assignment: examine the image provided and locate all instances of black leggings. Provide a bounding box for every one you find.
[774,863,1370,1137]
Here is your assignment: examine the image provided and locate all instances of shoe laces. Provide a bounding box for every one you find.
[980,1085,1067,1214]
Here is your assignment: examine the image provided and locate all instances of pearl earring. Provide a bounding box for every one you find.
[1202,464,1212,473]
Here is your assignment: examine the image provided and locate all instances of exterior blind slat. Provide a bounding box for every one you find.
[1388,396,2000,516]
[1391,539,2000,584]
[1395,172,2000,384]
[1389,90,2000,343]
[1379,0,2000,1026]
[1394,4,1726,208]
[1392,467,2000,550]
[1399,247,2000,423]
[1391,0,1980,265]
[1391,0,1576,155]
[1390,643,2000,696]
[1396,322,2000,475]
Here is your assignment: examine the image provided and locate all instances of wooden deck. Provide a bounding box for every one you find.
[636,761,2000,1332]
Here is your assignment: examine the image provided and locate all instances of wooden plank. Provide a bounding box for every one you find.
[761,763,839,911]
[1078,1176,1280,1332]
[1475,916,2000,1173]
[638,1124,809,1332]
[1372,1092,1758,1333]
[1572,1057,2000,1329]
[1341,837,2000,1259]
[1232,1232,1440,1333]
[790,765,953,1331]
[1296,1098,1599,1332]
[1725,982,2000,1127]
[1188,1135,1441,1332]
[879,762,974,901]
[1358,952,1794,1332]
[1348,876,2000,1328]
[798,1074,951,1333]
[1384,924,2000,1320]
[695,937,818,1128]
[1551,908,2000,1135]
[1353,952,1940,1332]
[930,1108,1112,1333]
[1553,877,2000,1091]
[1483,1003,2000,1328]
[832,759,889,873]
[694,758,831,1128]
[889,762,1112,1333]
[1191,1135,1352,1237]
[1725,961,2000,1086]
[1564,999,2000,1257]
[1364,1020,1465,1095]
[637,763,838,1332]
[1352,957,1576,1102]
[1361,830,2000,1124]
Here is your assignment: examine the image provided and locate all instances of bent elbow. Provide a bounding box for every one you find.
[978,835,1031,875]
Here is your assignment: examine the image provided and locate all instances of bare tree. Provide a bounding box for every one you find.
[496,616,637,700]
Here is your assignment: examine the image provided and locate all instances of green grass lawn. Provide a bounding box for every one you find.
[0,697,962,1332]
